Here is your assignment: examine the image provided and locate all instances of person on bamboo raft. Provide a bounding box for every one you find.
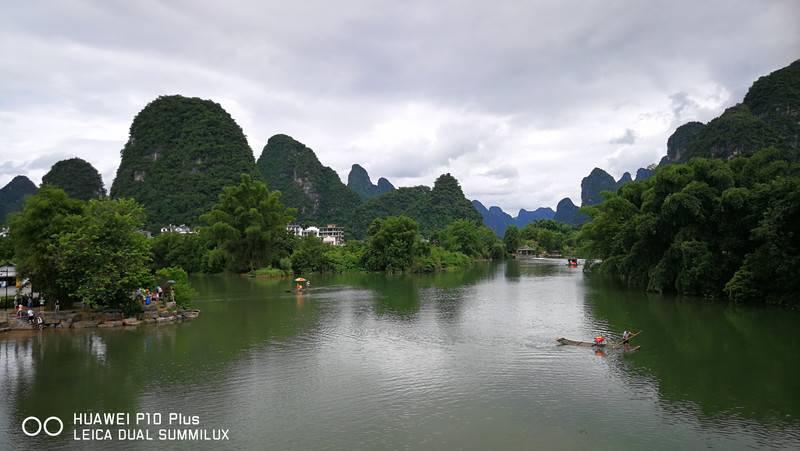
[622,330,631,344]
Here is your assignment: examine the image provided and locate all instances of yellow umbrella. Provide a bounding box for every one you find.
[294,277,307,282]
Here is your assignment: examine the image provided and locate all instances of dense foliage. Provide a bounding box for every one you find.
[347,164,395,199]
[351,174,482,238]
[110,95,258,229]
[742,59,800,149]
[256,134,361,226]
[684,105,783,161]
[155,266,196,308]
[10,187,153,308]
[663,122,706,164]
[53,198,152,309]
[9,186,84,303]
[0,176,37,225]
[41,157,105,200]
[503,225,521,254]
[151,232,210,273]
[362,216,424,272]
[580,147,800,306]
[0,234,12,261]
[200,175,295,272]
[435,219,504,259]
[519,220,578,255]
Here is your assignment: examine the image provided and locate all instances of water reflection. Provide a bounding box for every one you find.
[1,264,799,450]
[584,279,800,426]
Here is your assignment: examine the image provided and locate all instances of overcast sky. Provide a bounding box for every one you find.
[1,0,798,213]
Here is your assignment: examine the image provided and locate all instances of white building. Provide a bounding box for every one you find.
[319,224,345,246]
[160,224,194,234]
[302,226,320,238]
[286,223,345,245]
[287,224,303,236]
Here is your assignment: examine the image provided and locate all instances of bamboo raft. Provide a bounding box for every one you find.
[556,331,641,349]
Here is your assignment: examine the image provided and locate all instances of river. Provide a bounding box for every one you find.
[1,259,799,450]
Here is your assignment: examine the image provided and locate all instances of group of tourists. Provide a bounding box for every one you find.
[14,298,43,325]
[136,286,172,306]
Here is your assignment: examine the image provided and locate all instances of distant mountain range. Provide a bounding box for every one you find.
[2,60,796,237]
[473,165,653,235]
[347,164,395,199]
[471,201,554,235]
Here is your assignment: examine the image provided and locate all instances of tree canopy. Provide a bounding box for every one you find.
[53,198,152,309]
[580,147,800,306]
[351,174,482,238]
[200,174,295,272]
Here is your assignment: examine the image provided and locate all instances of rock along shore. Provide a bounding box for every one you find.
[1,304,201,332]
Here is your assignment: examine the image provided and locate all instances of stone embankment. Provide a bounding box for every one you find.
[1,303,200,332]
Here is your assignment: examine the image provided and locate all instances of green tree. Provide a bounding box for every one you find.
[151,232,210,273]
[290,236,333,274]
[503,225,521,255]
[520,220,578,255]
[155,266,196,308]
[362,216,423,272]
[580,147,800,305]
[436,219,502,259]
[0,234,12,261]
[9,186,84,304]
[52,198,152,309]
[200,174,295,272]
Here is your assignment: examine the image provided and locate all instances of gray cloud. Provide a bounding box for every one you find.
[1,0,798,212]
[610,129,637,145]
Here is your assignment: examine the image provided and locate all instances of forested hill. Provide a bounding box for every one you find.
[109,95,258,229]
[0,176,38,225]
[581,167,653,206]
[41,157,105,200]
[351,173,481,238]
[581,147,800,306]
[256,134,361,225]
[553,197,586,226]
[661,59,799,164]
[347,164,395,199]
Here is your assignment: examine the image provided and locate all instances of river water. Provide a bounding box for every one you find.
[1,259,799,450]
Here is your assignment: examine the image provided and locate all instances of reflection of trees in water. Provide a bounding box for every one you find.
[330,264,496,319]
[4,275,325,443]
[584,280,800,426]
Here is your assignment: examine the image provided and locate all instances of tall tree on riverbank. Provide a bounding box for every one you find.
[201,175,295,272]
[362,216,423,272]
[53,198,152,310]
[580,147,800,305]
[9,186,84,303]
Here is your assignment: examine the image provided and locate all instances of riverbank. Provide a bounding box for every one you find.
[0,305,200,332]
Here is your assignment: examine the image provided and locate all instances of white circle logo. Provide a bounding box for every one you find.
[21,416,63,437]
